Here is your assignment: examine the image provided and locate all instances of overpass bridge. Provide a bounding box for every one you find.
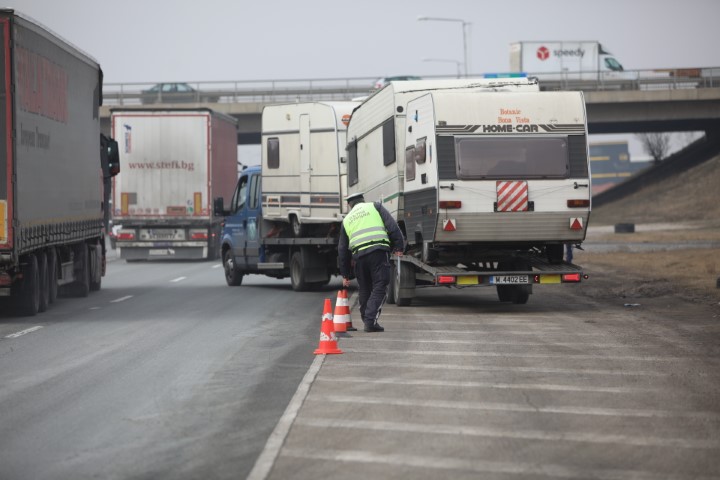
[100,69,720,144]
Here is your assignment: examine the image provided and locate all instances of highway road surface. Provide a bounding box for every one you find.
[1,253,719,479]
[0,255,334,479]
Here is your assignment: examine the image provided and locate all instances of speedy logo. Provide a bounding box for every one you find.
[536,45,585,61]
[537,46,550,61]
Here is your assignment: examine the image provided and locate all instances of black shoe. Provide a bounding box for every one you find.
[364,324,384,332]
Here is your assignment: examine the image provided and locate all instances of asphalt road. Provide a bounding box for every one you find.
[2,254,719,479]
[0,256,341,480]
[262,280,720,479]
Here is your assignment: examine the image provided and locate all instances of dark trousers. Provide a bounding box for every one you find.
[354,249,391,327]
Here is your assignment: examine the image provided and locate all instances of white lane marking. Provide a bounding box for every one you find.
[282,448,719,480]
[212,264,223,269]
[4,326,43,339]
[315,394,720,420]
[89,307,101,310]
[325,360,668,377]
[246,354,324,480]
[321,376,646,393]
[343,348,695,362]
[295,418,720,449]
[348,337,631,348]
[170,276,186,283]
[110,295,133,303]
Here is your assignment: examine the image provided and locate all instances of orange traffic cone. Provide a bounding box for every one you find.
[333,291,348,333]
[336,289,357,331]
[314,298,343,355]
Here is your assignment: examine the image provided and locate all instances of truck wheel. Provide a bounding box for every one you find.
[509,285,530,304]
[223,250,243,286]
[38,251,50,313]
[67,244,90,298]
[14,254,40,316]
[290,252,308,291]
[290,215,306,238]
[89,243,102,292]
[395,260,415,307]
[497,285,511,302]
[47,248,58,304]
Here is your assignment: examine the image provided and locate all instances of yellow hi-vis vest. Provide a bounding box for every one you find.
[343,202,391,254]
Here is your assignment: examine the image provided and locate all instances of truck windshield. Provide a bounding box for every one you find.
[604,57,625,71]
[455,136,569,179]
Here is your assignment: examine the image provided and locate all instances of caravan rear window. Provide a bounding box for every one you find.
[455,136,569,179]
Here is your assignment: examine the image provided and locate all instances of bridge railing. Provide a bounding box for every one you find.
[102,68,720,106]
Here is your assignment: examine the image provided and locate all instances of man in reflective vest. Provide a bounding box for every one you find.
[339,192,405,332]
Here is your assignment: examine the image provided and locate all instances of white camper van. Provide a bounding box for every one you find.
[261,101,359,236]
[346,81,591,306]
[346,78,540,220]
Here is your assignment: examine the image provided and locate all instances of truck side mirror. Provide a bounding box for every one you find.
[107,138,120,177]
[213,197,226,216]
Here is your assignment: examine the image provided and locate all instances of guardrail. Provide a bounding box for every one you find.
[102,68,720,106]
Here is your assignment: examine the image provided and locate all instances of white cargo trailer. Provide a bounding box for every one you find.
[111,109,238,260]
[260,101,359,237]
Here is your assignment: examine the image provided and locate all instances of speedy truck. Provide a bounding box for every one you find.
[111,109,238,260]
[0,9,120,315]
[215,102,356,290]
[347,83,590,306]
[509,41,637,88]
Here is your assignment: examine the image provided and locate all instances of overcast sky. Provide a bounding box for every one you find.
[13,0,720,84]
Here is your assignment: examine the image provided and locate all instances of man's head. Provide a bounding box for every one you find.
[346,192,365,208]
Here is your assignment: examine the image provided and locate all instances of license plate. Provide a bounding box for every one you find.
[149,249,170,256]
[491,275,529,285]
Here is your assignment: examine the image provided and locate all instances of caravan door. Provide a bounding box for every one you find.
[299,114,311,216]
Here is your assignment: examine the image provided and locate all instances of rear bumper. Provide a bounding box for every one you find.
[118,241,208,260]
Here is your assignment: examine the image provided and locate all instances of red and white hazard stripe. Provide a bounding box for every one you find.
[496,181,529,212]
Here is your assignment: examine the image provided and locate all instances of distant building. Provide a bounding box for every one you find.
[589,141,651,195]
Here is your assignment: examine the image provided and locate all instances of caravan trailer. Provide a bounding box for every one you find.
[346,78,540,220]
[346,81,591,305]
[261,101,359,237]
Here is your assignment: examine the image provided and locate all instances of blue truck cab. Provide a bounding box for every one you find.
[214,166,339,290]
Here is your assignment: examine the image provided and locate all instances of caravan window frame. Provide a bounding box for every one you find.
[348,140,359,186]
[382,119,396,166]
[455,135,570,179]
[267,137,280,169]
[405,146,416,182]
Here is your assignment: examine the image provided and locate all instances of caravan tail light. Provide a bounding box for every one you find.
[439,201,462,209]
[567,199,590,208]
[562,273,582,282]
[190,229,209,240]
[117,231,135,241]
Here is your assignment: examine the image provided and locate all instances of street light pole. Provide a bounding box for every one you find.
[418,16,472,77]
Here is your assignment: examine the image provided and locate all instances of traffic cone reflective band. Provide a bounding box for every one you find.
[314,298,343,355]
[338,289,357,331]
[333,291,348,333]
